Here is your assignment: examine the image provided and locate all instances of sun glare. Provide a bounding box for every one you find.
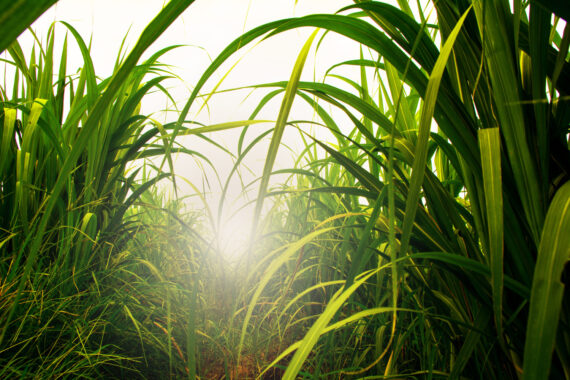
[215,208,256,262]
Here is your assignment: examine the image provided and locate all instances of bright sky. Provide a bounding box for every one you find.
[19,0,361,261]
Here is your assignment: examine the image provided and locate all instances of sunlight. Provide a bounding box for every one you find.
[215,208,256,262]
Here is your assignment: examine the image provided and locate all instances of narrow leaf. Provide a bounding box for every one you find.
[251,30,319,245]
[478,127,504,340]
[523,181,570,379]
[399,6,472,256]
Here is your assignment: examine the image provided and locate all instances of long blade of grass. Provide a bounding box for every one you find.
[449,307,491,379]
[312,137,383,195]
[478,127,504,339]
[282,268,380,379]
[528,3,550,190]
[0,107,16,177]
[346,191,384,287]
[523,181,570,379]
[237,226,337,368]
[250,30,319,242]
[59,22,99,107]
[410,252,528,298]
[473,1,544,244]
[175,119,272,136]
[399,6,472,256]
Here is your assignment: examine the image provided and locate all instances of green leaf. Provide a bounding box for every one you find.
[282,268,381,379]
[399,6,472,256]
[478,127,504,340]
[312,138,383,195]
[346,191,385,287]
[251,29,318,245]
[0,107,16,177]
[450,307,491,379]
[0,0,58,54]
[528,2,551,190]
[523,181,570,380]
[473,1,544,244]
[237,226,338,369]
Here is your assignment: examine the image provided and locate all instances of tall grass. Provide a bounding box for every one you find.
[0,2,296,377]
[183,0,570,378]
[0,1,203,377]
[2,0,569,378]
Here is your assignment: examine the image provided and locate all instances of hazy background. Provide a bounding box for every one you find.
[13,0,367,259]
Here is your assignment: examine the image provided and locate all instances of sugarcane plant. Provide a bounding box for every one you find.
[178,0,570,378]
[0,1,206,377]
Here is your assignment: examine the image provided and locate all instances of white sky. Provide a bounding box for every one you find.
[18,0,363,260]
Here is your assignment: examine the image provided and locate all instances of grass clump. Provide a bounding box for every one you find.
[0,1,201,377]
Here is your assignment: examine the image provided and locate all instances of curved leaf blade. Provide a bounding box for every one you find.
[523,181,570,380]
